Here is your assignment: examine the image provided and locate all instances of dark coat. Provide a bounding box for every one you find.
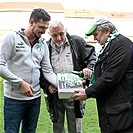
[85,34,133,132]
[40,33,96,122]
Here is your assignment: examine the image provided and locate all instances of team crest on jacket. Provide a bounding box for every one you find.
[36,45,43,52]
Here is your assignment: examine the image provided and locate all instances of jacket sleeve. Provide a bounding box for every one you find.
[85,43,97,70]
[39,68,51,93]
[0,32,23,86]
[40,42,57,88]
[76,37,97,70]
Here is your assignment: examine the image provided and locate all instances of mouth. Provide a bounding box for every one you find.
[57,41,63,44]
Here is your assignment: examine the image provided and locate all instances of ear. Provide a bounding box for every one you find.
[29,19,34,26]
[106,27,111,36]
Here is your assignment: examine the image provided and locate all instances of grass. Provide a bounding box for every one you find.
[0,77,100,133]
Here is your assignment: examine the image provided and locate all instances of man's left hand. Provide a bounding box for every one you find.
[83,68,92,78]
[72,89,88,101]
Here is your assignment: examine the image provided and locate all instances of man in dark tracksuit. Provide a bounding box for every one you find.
[40,20,96,133]
[73,15,133,133]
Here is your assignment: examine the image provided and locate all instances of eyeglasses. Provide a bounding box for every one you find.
[51,32,66,38]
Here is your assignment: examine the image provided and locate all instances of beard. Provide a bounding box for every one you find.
[32,27,40,39]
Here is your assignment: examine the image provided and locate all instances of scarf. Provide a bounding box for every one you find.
[90,29,119,84]
[98,29,119,57]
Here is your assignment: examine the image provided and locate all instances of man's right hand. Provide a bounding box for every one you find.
[48,85,57,94]
[20,81,34,97]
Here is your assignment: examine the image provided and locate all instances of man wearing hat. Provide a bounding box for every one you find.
[72,15,133,133]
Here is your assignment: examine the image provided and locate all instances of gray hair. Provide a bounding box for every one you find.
[97,22,116,33]
[49,20,65,29]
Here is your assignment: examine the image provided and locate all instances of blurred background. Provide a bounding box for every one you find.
[0,0,133,52]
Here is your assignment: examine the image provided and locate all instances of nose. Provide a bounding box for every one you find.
[94,36,97,41]
[56,35,61,40]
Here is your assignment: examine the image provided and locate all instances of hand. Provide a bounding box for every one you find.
[48,85,57,94]
[20,81,34,97]
[82,79,86,85]
[83,68,92,78]
[72,89,88,101]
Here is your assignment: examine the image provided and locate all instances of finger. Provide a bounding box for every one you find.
[53,90,57,93]
[30,86,34,92]
[49,90,53,93]
[72,93,78,99]
[72,95,80,101]
[29,91,33,96]
[75,97,80,101]
[51,89,56,94]
[49,89,54,94]
[25,89,33,96]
